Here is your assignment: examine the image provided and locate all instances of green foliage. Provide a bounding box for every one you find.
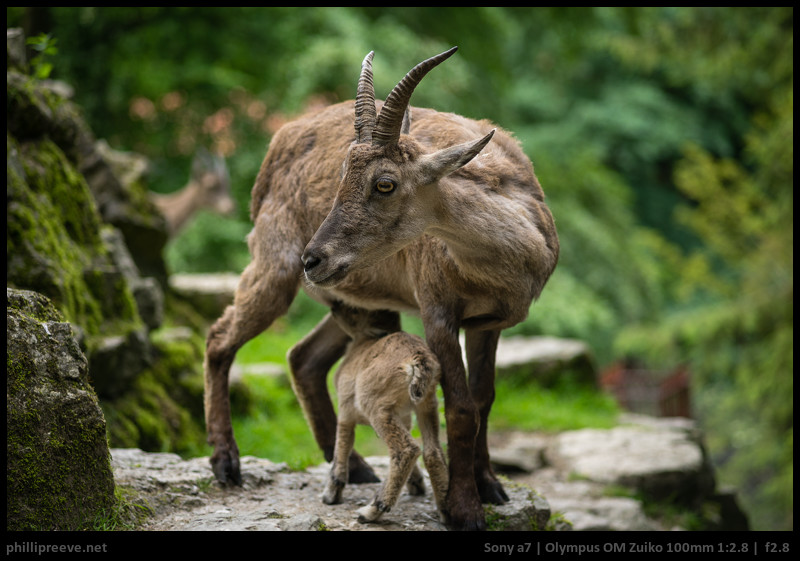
[164,211,251,274]
[613,9,792,529]
[26,33,58,79]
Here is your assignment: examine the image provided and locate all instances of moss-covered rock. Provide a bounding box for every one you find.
[102,330,208,456]
[7,132,138,336]
[7,30,207,458]
[7,63,169,284]
[7,288,116,530]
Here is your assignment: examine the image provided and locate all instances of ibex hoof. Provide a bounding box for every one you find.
[444,491,487,531]
[443,509,487,532]
[321,479,345,505]
[356,505,383,523]
[478,477,509,505]
[210,450,242,486]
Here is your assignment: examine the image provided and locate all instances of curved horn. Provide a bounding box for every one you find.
[373,46,458,147]
[354,51,377,144]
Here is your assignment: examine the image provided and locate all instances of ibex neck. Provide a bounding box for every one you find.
[427,180,550,289]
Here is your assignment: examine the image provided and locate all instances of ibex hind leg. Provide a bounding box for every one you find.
[288,312,381,483]
[205,253,302,485]
[357,414,421,523]
[417,399,449,520]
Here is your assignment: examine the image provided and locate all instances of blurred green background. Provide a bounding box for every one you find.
[8,7,791,530]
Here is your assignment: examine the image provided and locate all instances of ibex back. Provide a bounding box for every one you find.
[203,47,559,531]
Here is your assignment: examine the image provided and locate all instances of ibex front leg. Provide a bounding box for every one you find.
[321,417,356,505]
[466,328,508,505]
[287,313,380,483]
[204,219,304,485]
[205,306,242,485]
[424,314,484,531]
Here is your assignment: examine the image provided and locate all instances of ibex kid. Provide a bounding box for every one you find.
[321,302,448,523]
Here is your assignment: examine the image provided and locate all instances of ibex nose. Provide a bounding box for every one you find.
[301,250,323,273]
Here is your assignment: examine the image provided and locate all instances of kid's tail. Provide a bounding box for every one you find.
[405,351,441,404]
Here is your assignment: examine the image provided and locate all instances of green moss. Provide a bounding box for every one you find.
[8,136,142,338]
[7,63,208,484]
[483,505,511,531]
[7,298,115,531]
[544,512,574,531]
[102,335,208,457]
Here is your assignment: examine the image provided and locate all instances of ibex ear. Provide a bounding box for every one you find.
[401,108,411,135]
[418,129,495,184]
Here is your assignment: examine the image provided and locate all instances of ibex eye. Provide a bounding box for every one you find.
[375,179,396,194]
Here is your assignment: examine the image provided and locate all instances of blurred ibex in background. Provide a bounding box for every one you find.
[152,148,234,235]
[204,47,558,530]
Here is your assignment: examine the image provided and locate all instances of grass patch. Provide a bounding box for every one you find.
[491,373,619,432]
[230,370,397,469]
[230,373,323,470]
[92,487,153,531]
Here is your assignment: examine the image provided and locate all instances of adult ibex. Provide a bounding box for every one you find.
[204,47,559,530]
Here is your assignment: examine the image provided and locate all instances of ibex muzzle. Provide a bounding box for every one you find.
[302,48,494,288]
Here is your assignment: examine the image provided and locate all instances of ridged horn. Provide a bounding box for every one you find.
[354,51,377,144]
[372,47,458,147]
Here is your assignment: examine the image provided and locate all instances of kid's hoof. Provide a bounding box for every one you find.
[321,479,344,505]
[356,505,383,523]
[321,491,342,505]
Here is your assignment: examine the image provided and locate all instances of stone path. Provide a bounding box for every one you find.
[110,414,742,532]
[111,451,547,532]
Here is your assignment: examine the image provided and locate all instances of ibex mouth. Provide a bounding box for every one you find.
[306,268,347,288]
[305,267,349,288]
[303,255,350,288]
